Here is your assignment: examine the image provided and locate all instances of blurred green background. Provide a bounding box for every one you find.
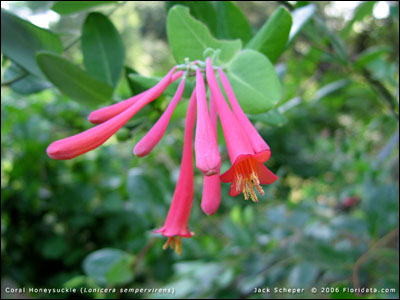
[1,1,399,299]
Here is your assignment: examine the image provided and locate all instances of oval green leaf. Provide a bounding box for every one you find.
[83,248,134,286]
[1,8,63,77]
[288,4,316,45]
[82,12,125,88]
[166,5,242,63]
[166,1,218,36]
[248,109,288,127]
[52,1,117,15]
[246,6,292,63]
[226,49,282,114]
[36,52,113,107]
[216,1,252,44]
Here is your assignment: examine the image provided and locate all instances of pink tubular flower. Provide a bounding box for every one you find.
[205,58,278,202]
[133,78,186,157]
[88,69,183,124]
[200,95,221,215]
[47,68,177,160]
[154,90,196,255]
[194,68,221,176]
[218,68,271,162]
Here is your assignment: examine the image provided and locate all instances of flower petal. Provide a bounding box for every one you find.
[134,78,186,157]
[194,68,221,175]
[155,90,196,237]
[47,71,177,160]
[218,68,271,162]
[88,68,181,124]
[205,58,253,164]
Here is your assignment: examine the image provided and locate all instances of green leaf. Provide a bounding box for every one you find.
[106,256,135,286]
[314,16,349,63]
[354,45,391,69]
[312,79,350,102]
[287,3,316,45]
[128,73,194,99]
[3,63,51,94]
[83,248,134,286]
[166,5,242,64]
[248,109,288,127]
[36,52,113,107]
[82,12,125,88]
[342,1,376,37]
[216,1,252,44]
[288,262,319,287]
[226,49,282,114]
[246,6,292,62]
[1,8,63,77]
[125,66,147,95]
[52,1,117,15]
[166,1,217,37]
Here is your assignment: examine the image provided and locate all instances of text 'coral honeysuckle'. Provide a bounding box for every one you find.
[47,58,278,254]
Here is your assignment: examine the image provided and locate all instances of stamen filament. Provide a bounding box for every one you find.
[233,157,265,202]
[162,237,183,255]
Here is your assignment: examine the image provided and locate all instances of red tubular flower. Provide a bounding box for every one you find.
[88,68,183,124]
[194,68,221,176]
[205,58,278,202]
[134,78,186,157]
[200,95,221,215]
[47,67,177,160]
[218,68,271,162]
[154,90,196,255]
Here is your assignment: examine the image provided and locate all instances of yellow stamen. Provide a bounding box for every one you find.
[162,237,182,255]
[233,157,264,202]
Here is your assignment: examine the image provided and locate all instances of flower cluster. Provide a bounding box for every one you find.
[47,57,278,255]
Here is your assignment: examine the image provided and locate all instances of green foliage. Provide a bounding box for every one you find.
[83,248,134,286]
[166,1,218,37]
[287,3,316,44]
[36,52,113,107]
[226,49,282,114]
[3,62,51,94]
[166,5,242,63]
[51,1,117,15]
[215,1,252,44]
[246,6,292,62]
[82,12,125,88]
[1,8,63,77]
[1,1,399,299]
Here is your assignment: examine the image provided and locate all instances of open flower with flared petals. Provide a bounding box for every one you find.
[218,68,271,162]
[205,57,278,202]
[154,91,196,255]
[47,56,280,254]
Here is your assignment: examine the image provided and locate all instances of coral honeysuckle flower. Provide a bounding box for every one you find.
[194,68,221,176]
[134,77,186,157]
[205,58,278,202]
[218,68,271,162]
[47,67,179,160]
[200,95,221,215]
[88,69,184,124]
[154,91,197,255]
[47,58,280,254]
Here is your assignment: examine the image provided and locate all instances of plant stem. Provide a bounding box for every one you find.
[1,71,28,87]
[352,227,399,293]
